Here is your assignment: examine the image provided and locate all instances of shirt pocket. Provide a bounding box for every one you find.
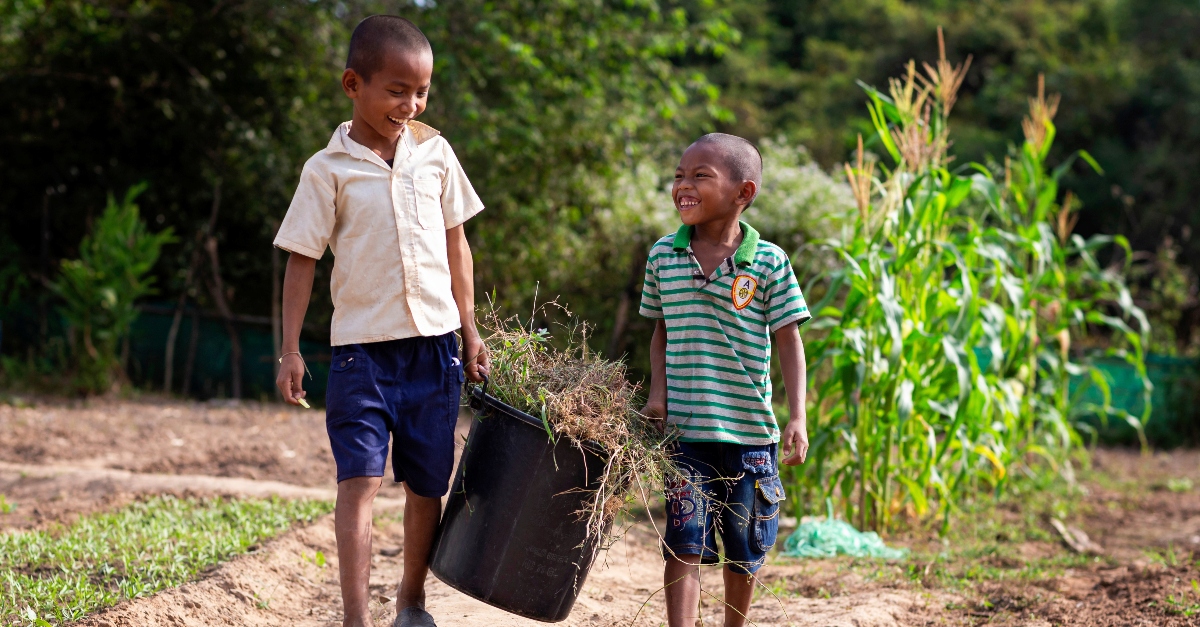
[413,177,444,230]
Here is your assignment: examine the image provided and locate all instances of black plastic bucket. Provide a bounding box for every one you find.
[430,381,610,622]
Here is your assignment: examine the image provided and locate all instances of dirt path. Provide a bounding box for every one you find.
[1,397,938,625]
[3,398,1199,626]
[0,460,405,510]
[0,397,403,529]
[71,510,936,627]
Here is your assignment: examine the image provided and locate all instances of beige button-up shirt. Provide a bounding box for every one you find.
[274,121,485,346]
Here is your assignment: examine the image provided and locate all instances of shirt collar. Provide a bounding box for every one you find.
[672,220,760,267]
[324,120,442,162]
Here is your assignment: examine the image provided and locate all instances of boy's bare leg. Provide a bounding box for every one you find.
[396,484,442,609]
[665,554,702,627]
[722,567,754,627]
[336,476,383,627]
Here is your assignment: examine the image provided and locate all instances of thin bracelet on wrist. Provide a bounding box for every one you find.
[278,351,313,380]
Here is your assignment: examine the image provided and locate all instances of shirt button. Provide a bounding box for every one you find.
[340,361,347,367]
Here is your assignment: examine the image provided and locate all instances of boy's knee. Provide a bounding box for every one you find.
[337,475,383,501]
[402,486,442,512]
[667,553,703,564]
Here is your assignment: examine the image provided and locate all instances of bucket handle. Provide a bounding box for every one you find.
[478,373,490,400]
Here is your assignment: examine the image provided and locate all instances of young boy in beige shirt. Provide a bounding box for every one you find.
[273,16,487,627]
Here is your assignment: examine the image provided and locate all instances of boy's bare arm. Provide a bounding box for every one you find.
[775,322,809,465]
[276,252,317,405]
[640,319,668,422]
[447,224,489,382]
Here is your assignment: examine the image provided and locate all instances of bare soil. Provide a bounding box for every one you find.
[947,449,1200,626]
[1,396,1198,626]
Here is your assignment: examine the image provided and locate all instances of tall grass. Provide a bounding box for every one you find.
[791,33,1151,533]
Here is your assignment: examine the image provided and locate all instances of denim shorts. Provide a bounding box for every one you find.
[325,332,464,497]
[662,441,786,575]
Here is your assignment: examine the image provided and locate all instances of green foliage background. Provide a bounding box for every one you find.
[0,0,1196,379]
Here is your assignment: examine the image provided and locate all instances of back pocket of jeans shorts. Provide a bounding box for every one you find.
[752,474,785,552]
[326,354,365,423]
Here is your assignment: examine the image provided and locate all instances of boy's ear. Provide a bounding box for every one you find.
[736,180,758,209]
[341,69,362,99]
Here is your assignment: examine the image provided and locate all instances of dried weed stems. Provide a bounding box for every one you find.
[478,303,672,542]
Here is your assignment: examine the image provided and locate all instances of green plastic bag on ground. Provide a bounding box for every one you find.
[781,516,909,560]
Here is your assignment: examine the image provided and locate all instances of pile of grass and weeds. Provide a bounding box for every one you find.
[477,302,672,543]
[0,494,331,626]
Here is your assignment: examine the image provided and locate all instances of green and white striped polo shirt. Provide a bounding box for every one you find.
[639,221,811,445]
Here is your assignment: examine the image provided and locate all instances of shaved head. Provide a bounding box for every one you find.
[690,133,762,207]
[346,15,432,82]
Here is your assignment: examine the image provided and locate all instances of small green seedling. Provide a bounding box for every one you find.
[23,607,51,627]
[0,494,15,514]
[1164,593,1200,617]
[302,550,326,568]
[1167,478,1194,493]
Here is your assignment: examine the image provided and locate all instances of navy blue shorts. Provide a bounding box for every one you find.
[325,332,464,497]
[662,441,786,575]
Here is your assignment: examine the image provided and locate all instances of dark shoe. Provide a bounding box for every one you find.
[394,606,437,627]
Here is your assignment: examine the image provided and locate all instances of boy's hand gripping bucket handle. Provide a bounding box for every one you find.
[478,374,490,400]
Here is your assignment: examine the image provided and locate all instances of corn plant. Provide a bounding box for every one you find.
[792,34,1151,533]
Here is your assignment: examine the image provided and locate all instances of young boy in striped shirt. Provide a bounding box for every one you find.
[639,133,810,627]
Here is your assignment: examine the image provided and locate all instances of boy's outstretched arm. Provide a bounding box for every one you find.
[776,322,809,465]
[276,252,317,405]
[640,319,668,426]
[447,224,489,382]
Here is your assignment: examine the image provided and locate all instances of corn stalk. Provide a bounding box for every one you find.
[792,33,1151,533]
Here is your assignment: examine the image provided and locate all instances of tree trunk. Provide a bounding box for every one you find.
[205,236,242,400]
[606,242,646,360]
[182,309,199,397]
[118,335,131,388]
[164,181,222,393]
[163,294,188,393]
[38,190,50,341]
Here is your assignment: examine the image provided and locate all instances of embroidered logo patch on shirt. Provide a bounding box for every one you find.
[732,275,757,310]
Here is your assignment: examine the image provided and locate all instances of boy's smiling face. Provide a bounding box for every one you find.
[672,142,756,227]
[342,47,433,152]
